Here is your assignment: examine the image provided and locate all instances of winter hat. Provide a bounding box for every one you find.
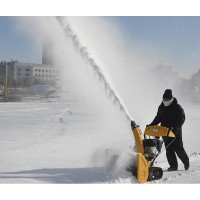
[163,89,173,99]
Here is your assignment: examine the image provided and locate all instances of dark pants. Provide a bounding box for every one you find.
[164,136,189,169]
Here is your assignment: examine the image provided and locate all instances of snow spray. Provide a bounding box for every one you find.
[56,17,133,122]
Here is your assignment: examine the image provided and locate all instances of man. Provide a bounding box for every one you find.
[149,89,189,171]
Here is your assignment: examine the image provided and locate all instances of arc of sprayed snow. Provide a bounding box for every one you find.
[56,17,133,121]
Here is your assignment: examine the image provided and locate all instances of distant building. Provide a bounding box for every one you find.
[182,69,200,103]
[0,60,60,87]
[42,39,54,65]
[152,64,200,103]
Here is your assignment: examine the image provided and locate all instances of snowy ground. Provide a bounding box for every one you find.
[0,97,200,184]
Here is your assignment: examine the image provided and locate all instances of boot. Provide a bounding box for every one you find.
[167,167,178,171]
[184,162,190,170]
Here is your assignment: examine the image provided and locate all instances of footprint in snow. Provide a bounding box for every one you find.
[177,173,183,176]
[163,177,171,182]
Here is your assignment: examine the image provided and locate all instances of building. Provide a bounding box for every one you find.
[42,40,54,65]
[0,60,60,87]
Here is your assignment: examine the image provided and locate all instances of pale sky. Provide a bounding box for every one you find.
[1,16,200,79]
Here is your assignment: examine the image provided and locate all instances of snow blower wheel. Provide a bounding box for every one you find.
[127,166,163,181]
[148,167,163,181]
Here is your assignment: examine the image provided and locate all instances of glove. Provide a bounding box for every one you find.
[171,127,179,133]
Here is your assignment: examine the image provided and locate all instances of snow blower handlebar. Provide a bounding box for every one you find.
[144,125,175,138]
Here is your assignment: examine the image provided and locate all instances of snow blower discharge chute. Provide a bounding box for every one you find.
[126,121,175,183]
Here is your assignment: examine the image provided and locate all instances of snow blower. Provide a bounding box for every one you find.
[126,121,175,183]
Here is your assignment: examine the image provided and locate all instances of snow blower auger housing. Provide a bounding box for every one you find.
[127,121,175,183]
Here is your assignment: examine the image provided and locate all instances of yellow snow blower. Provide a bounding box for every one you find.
[127,121,175,183]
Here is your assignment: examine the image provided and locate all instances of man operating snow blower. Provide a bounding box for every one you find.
[149,89,190,171]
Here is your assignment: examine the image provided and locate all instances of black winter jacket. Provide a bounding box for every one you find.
[150,98,185,136]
